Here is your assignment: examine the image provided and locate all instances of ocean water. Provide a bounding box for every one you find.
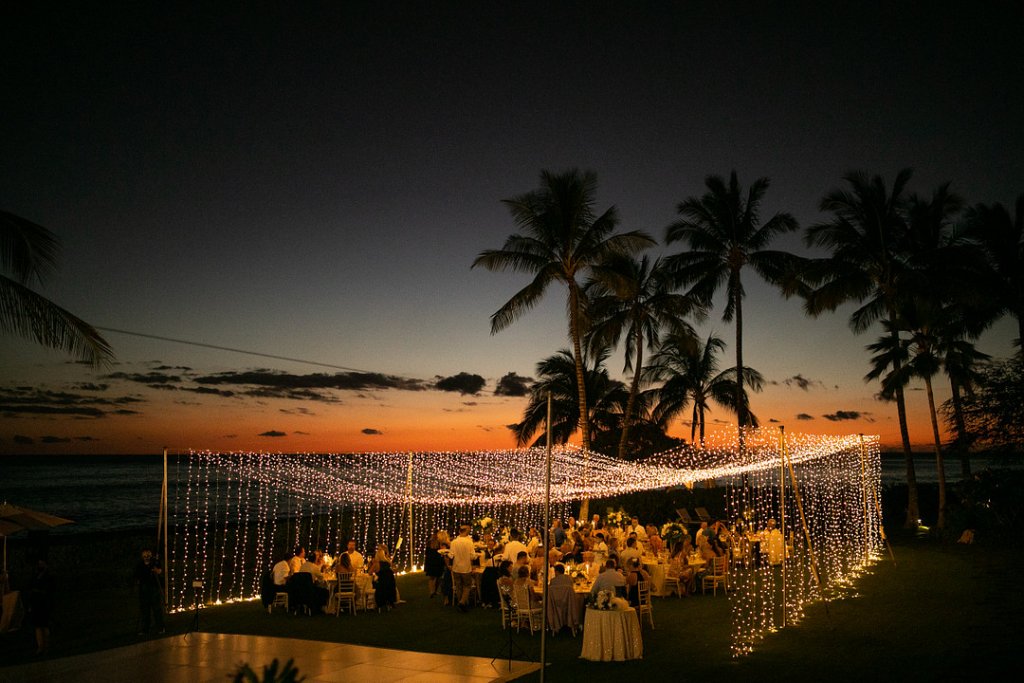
[1,453,1021,535]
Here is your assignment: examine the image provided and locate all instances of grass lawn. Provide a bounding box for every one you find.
[2,531,1021,681]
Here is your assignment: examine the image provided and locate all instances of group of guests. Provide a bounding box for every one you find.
[264,538,398,613]
[422,513,669,612]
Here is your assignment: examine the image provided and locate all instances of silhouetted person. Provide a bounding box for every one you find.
[134,549,165,635]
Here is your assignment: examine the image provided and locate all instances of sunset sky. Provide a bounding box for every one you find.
[2,2,1021,456]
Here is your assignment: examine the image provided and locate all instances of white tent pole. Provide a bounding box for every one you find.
[540,392,552,680]
[163,447,169,606]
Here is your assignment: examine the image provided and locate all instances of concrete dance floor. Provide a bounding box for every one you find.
[0,632,540,682]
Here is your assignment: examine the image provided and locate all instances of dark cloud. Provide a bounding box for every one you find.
[13,435,34,444]
[279,406,315,416]
[0,386,144,418]
[185,386,236,397]
[783,374,825,391]
[796,413,815,420]
[823,410,862,421]
[75,436,98,441]
[463,401,478,407]
[72,383,109,391]
[258,430,287,437]
[435,373,486,395]
[768,418,780,423]
[362,428,383,435]
[105,371,182,385]
[112,409,142,415]
[293,430,310,435]
[40,435,71,444]
[495,372,531,397]
[194,370,425,392]
[244,387,340,403]
[223,434,238,438]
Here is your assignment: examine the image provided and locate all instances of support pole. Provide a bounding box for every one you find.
[778,427,787,628]
[539,392,552,682]
[162,447,169,606]
[781,431,822,590]
[405,452,415,572]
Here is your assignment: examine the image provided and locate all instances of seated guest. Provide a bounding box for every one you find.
[298,553,325,583]
[272,553,291,587]
[332,552,353,577]
[374,560,398,610]
[625,558,652,606]
[512,564,539,606]
[646,525,663,554]
[549,563,573,590]
[619,536,642,569]
[668,545,696,595]
[589,560,625,600]
[495,559,515,594]
[525,527,541,554]
[288,547,306,575]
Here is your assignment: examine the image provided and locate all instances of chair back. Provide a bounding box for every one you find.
[336,573,355,594]
[511,582,534,612]
[637,579,652,606]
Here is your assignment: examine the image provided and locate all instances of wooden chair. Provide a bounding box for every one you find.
[702,555,728,596]
[730,537,749,569]
[332,574,356,615]
[637,580,654,629]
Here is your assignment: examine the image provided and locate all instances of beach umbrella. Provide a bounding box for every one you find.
[0,502,74,573]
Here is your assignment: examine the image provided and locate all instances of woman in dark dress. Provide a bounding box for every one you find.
[374,560,398,610]
[28,558,55,655]
[424,530,444,597]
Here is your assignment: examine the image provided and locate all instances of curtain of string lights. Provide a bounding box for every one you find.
[168,429,882,653]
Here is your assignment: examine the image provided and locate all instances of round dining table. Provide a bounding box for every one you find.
[579,606,643,661]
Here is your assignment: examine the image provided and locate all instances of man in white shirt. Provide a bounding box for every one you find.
[501,530,528,566]
[272,556,291,587]
[619,536,642,569]
[450,524,477,612]
[629,517,648,541]
[525,527,541,554]
[345,539,364,573]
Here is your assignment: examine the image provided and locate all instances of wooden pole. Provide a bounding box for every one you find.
[781,432,822,589]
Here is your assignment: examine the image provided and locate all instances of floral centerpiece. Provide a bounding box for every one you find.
[571,568,589,585]
[472,516,495,536]
[605,507,627,528]
[660,521,688,547]
[591,589,629,610]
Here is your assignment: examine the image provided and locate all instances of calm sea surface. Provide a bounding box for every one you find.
[1,453,1021,535]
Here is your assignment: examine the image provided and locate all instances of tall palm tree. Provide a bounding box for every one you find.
[664,171,799,444]
[473,169,654,518]
[941,334,989,479]
[802,169,923,527]
[963,193,1024,352]
[643,332,763,446]
[510,347,629,448]
[1,210,112,365]
[585,253,702,459]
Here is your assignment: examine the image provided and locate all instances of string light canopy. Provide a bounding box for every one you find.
[167,429,883,655]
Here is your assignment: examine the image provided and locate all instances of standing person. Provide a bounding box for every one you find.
[450,524,476,612]
[27,558,55,655]
[424,530,444,598]
[345,539,364,573]
[134,549,165,636]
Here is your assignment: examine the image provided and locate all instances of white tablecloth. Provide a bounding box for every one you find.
[642,558,668,596]
[580,607,643,661]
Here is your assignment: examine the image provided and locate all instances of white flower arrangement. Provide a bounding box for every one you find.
[605,508,627,527]
[593,589,628,610]
[472,515,495,534]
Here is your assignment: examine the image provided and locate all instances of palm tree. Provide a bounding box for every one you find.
[802,169,923,528]
[963,193,1024,352]
[941,334,989,479]
[664,171,799,443]
[473,169,654,518]
[1,210,112,365]
[643,332,763,446]
[585,253,702,459]
[510,348,629,448]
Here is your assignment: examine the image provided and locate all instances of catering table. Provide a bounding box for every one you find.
[580,607,643,661]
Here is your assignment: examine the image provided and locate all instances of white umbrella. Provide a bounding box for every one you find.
[0,502,74,573]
